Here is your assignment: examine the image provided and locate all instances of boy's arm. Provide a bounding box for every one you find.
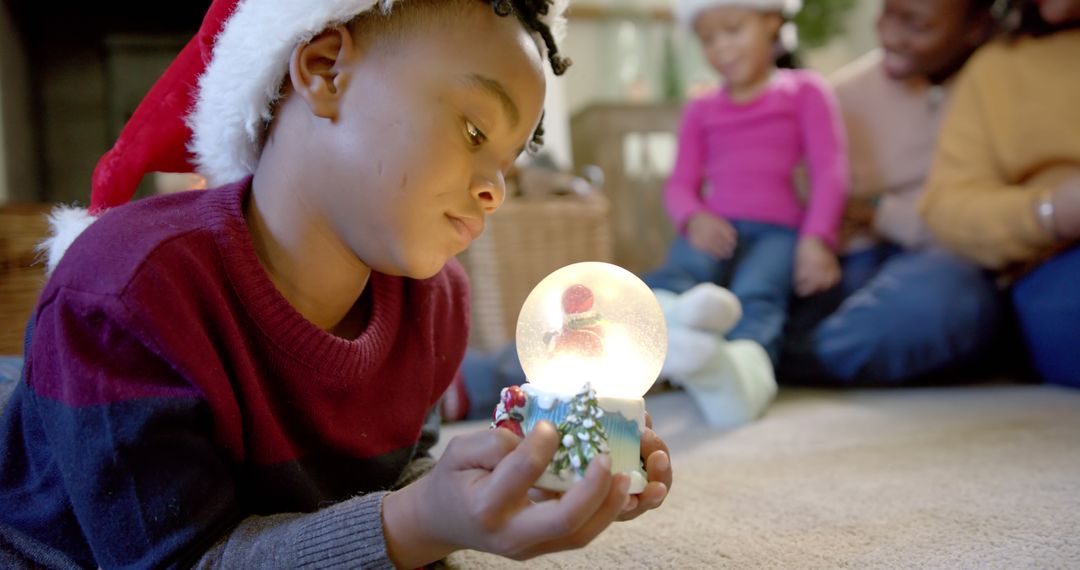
[24,289,398,569]
[195,495,393,569]
[797,73,849,250]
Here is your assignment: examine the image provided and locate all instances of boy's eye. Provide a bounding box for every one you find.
[464,120,487,148]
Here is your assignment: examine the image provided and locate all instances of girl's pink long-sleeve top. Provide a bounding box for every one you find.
[665,69,848,249]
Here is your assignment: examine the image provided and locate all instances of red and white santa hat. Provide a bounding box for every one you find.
[42,0,567,273]
[674,0,801,27]
[89,0,569,213]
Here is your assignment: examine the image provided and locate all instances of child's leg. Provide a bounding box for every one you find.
[725,222,799,364]
[451,342,530,422]
[1012,243,1080,387]
[785,243,901,340]
[643,236,727,294]
[663,222,792,428]
[785,249,1003,385]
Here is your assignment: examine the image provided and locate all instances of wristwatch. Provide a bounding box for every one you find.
[1036,192,1058,240]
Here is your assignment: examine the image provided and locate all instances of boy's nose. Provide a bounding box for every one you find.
[471,171,506,214]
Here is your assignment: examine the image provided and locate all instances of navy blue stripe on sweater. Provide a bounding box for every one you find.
[1,386,423,569]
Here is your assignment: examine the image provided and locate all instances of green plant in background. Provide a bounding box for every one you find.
[793,0,859,49]
[661,28,684,102]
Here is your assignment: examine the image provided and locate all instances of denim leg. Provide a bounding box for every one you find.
[1012,244,1080,388]
[643,236,728,294]
[460,342,529,420]
[784,244,901,344]
[793,249,1003,385]
[726,223,798,364]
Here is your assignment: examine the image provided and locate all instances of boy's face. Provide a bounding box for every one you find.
[877,0,988,81]
[299,3,547,280]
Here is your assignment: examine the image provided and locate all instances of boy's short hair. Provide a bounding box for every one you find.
[90,0,568,214]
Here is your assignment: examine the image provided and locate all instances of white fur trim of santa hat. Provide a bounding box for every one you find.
[189,0,569,187]
[674,0,802,28]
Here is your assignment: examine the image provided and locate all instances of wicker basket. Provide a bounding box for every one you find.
[460,193,613,351]
[0,204,52,356]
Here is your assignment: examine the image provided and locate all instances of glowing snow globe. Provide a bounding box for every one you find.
[491,262,667,493]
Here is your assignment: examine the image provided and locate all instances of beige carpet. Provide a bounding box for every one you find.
[437,384,1080,568]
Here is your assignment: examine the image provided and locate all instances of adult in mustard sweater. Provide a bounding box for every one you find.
[780,0,1003,385]
[920,0,1080,387]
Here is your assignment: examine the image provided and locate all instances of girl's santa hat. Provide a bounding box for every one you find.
[43,0,568,273]
[674,0,802,27]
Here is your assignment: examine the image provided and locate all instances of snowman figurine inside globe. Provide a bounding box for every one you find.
[491,262,667,493]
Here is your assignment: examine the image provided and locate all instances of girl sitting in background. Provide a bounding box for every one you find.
[645,0,847,427]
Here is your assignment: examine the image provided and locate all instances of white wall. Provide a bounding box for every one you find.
[559,0,884,116]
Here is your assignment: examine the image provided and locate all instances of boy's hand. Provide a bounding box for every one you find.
[687,212,738,260]
[383,422,631,567]
[794,236,840,297]
[618,411,671,521]
[528,411,670,521]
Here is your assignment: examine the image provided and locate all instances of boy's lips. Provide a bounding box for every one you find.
[448,214,484,242]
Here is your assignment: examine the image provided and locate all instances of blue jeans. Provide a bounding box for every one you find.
[1012,243,1080,387]
[780,245,1005,386]
[643,221,797,364]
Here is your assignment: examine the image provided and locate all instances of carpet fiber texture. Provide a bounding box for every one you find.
[438,384,1080,568]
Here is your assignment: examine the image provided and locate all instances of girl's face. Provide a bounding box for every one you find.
[1034,0,1080,25]
[693,7,782,90]
[292,3,547,280]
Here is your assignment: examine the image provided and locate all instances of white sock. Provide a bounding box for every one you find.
[667,283,742,335]
[680,340,777,429]
[660,326,724,381]
[653,289,680,323]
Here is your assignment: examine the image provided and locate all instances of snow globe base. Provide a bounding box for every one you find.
[493,383,647,494]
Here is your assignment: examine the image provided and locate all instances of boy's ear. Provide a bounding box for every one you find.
[288,25,356,121]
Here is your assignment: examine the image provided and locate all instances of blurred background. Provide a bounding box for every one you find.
[0,0,882,353]
[0,0,879,205]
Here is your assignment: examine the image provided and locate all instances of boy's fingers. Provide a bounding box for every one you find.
[527,488,562,503]
[645,449,673,489]
[442,428,520,471]
[617,481,668,521]
[548,473,631,554]
[640,431,672,488]
[615,448,670,521]
[483,421,560,507]
[513,454,616,544]
[511,459,626,552]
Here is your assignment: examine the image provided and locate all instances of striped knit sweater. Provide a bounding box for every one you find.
[0,180,469,568]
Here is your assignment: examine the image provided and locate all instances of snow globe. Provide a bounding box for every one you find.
[491,262,667,493]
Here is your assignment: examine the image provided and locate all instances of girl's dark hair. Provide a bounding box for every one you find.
[774,18,801,69]
[775,49,801,69]
[1001,0,1080,37]
[487,0,572,151]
